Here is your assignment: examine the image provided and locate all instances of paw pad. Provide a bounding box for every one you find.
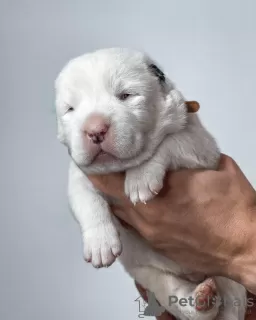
[195,278,217,312]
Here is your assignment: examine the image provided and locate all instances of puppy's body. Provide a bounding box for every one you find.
[55,48,246,320]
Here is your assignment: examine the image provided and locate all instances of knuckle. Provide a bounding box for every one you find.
[143,225,159,243]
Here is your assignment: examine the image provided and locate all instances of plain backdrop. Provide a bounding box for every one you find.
[1,0,256,319]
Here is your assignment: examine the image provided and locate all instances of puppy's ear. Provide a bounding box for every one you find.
[185,101,200,113]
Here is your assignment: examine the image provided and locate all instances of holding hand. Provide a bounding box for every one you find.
[89,155,256,294]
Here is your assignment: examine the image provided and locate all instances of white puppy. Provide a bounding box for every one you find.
[55,48,246,320]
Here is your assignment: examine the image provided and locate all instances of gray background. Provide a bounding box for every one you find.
[1,0,255,319]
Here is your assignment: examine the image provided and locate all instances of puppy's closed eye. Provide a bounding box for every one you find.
[65,105,74,113]
[118,93,131,101]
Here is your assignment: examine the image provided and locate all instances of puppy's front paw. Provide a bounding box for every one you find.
[125,165,165,205]
[82,223,122,268]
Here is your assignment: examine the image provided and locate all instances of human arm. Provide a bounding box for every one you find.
[88,155,256,294]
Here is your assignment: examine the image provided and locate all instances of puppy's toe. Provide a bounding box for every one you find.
[191,278,221,320]
[91,248,103,268]
[84,246,92,263]
[82,224,122,268]
[100,247,115,267]
[110,239,122,257]
[125,167,164,204]
[134,185,157,204]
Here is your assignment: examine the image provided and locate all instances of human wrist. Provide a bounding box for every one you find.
[227,205,256,292]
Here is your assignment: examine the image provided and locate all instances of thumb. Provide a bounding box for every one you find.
[217,153,231,171]
[218,153,250,179]
[217,153,239,174]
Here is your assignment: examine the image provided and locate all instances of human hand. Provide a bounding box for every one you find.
[88,154,256,293]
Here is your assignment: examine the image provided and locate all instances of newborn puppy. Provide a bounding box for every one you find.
[55,48,246,320]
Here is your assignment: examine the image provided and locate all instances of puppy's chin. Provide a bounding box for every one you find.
[93,151,118,163]
[71,143,147,174]
[69,130,148,173]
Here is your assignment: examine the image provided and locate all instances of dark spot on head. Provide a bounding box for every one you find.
[148,64,166,84]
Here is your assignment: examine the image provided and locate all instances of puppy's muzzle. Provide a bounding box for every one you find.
[83,113,110,144]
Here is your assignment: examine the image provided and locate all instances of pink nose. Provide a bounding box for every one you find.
[83,114,110,144]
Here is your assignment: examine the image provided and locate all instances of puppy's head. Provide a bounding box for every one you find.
[55,48,188,173]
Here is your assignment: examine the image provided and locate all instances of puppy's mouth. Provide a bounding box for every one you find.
[92,150,118,164]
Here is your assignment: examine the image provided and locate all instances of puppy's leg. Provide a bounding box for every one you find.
[125,160,166,204]
[68,161,122,268]
[124,89,184,204]
[124,137,197,204]
[125,117,219,204]
[132,267,221,320]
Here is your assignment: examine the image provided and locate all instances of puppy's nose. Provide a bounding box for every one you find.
[83,114,110,144]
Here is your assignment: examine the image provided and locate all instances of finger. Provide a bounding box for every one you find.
[217,153,242,173]
[88,172,127,200]
[110,205,131,227]
[218,154,254,190]
[246,309,256,319]
[218,153,243,176]
[157,312,176,320]
[111,204,147,232]
[217,153,229,171]
[246,292,256,319]
[135,282,148,302]
[111,204,133,225]
[115,216,132,229]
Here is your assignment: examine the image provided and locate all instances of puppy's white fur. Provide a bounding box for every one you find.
[55,48,246,320]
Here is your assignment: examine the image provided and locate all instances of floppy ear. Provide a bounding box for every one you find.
[185,101,200,113]
[146,57,200,114]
